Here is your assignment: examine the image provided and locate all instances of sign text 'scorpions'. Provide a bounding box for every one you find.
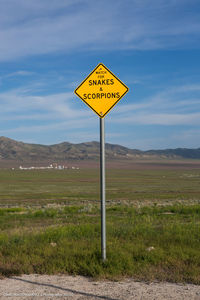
[74,63,129,118]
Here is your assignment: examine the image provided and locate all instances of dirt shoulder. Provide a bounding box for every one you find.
[0,274,200,300]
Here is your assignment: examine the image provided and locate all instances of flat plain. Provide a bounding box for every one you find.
[0,159,200,283]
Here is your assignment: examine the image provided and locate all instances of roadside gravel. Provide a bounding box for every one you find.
[0,274,200,299]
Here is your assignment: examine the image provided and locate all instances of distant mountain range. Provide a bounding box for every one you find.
[0,136,200,161]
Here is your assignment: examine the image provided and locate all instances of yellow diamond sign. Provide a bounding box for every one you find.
[74,63,129,118]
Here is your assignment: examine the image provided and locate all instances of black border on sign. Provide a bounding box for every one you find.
[74,63,129,118]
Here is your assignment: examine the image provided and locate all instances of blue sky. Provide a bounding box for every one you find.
[0,0,200,150]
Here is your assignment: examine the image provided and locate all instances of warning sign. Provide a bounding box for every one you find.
[74,63,129,118]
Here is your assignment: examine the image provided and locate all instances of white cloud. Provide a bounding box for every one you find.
[0,85,97,144]
[116,112,200,126]
[0,118,94,135]
[0,0,199,61]
[0,79,200,147]
[1,81,200,131]
[111,83,200,126]
[6,71,35,77]
[0,87,93,123]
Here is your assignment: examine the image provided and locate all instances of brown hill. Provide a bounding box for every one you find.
[0,136,137,161]
[0,136,199,162]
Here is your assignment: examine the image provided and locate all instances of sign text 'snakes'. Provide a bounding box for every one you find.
[74,63,129,118]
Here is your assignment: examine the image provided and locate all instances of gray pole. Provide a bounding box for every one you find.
[100,117,106,261]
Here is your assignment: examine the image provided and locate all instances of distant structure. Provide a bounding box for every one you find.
[19,165,53,170]
[18,164,80,170]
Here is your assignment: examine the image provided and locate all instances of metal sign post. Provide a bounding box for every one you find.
[74,63,128,261]
[100,117,106,261]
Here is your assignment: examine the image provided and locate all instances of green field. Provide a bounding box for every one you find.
[0,164,200,282]
[1,167,200,207]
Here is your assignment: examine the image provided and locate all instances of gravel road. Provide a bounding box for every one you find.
[0,274,200,299]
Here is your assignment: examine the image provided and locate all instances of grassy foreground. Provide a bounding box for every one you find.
[0,204,200,283]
